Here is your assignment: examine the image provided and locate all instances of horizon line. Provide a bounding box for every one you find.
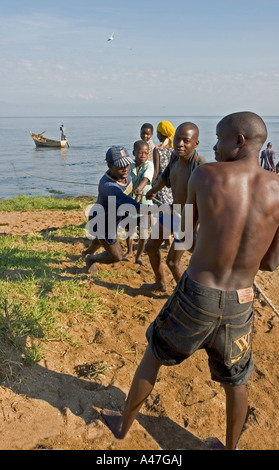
[1,114,279,119]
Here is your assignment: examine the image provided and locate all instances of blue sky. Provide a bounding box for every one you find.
[1,0,279,116]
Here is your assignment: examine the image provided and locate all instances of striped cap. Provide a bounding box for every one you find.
[105,145,133,167]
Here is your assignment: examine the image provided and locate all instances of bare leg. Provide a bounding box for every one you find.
[162,237,171,250]
[82,238,101,258]
[143,236,166,291]
[135,238,147,265]
[86,240,123,273]
[123,237,133,258]
[166,242,185,283]
[102,346,161,438]
[224,384,248,450]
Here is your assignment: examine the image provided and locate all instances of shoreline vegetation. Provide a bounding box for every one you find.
[0,194,95,212]
[0,195,96,381]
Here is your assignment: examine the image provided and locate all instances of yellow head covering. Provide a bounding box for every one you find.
[157,121,176,147]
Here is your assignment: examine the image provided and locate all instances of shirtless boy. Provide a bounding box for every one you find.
[143,122,206,291]
[101,112,279,450]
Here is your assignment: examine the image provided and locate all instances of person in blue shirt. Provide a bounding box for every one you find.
[82,145,140,274]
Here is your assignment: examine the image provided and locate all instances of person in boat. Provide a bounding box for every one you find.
[82,145,141,274]
[60,124,66,141]
[101,111,279,450]
[143,122,206,292]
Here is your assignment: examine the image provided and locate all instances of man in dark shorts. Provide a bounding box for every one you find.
[101,112,279,450]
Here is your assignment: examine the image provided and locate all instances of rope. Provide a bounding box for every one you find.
[23,171,99,186]
[25,162,276,317]
[22,171,162,204]
[22,169,167,211]
[254,281,279,317]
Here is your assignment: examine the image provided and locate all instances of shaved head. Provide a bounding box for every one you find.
[176,122,199,139]
[218,112,267,149]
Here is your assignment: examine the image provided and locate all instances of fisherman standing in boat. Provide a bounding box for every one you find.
[60,124,66,141]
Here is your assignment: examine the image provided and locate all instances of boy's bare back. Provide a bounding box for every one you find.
[187,112,279,291]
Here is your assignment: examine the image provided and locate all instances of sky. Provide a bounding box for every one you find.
[1,0,279,116]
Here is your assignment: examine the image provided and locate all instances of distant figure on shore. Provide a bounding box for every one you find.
[60,125,66,141]
[101,111,279,451]
[140,123,155,162]
[260,142,275,171]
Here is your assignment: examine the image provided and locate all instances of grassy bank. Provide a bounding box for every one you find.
[0,195,100,381]
[0,194,94,212]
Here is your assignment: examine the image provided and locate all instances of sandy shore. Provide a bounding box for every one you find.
[0,208,279,450]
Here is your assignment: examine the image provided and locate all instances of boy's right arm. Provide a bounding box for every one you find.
[260,227,279,271]
[145,176,165,200]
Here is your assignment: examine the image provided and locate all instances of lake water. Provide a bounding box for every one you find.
[1,115,279,200]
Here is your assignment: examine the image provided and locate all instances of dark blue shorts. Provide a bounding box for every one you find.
[146,271,254,386]
[89,211,118,245]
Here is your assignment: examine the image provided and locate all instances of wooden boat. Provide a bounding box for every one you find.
[30,131,70,148]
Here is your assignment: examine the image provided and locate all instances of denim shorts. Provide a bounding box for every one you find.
[146,271,254,386]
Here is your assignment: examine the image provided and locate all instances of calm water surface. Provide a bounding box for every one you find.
[1,115,278,200]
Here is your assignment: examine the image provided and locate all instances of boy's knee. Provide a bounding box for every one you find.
[166,257,175,270]
[145,243,152,255]
[145,240,161,256]
[111,252,123,262]
[110,247,124,262]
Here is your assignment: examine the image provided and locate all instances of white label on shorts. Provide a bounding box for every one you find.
[237,287,254,304]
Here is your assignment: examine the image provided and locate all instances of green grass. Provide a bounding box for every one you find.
[0,194,95,212]
[0,196,101,381]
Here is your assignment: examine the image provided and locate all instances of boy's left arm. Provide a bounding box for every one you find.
[134,177,149,195]
[134,162,154,197]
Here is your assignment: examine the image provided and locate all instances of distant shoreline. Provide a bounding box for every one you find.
[0,115,224,119]
[1,115,279,119]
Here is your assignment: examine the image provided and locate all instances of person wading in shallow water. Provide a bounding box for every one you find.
[101,111,279,450]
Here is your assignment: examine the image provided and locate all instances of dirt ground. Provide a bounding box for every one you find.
[1,208,279,451]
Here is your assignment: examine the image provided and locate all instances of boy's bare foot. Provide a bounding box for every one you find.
[101,410,123,439]
[141,282,167,292]
[135,257,145,266]
[85,256,98,274]
[123,251,133,259]
[82,249,89,259]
